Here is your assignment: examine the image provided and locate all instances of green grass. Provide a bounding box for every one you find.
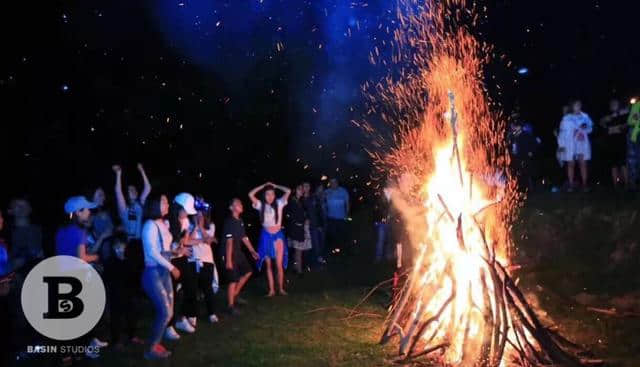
[93,260,397,367]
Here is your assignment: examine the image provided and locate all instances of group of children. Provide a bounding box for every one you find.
[11,163,315,361]
[0,161,349,363]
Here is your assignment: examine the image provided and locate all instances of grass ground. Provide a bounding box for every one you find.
[23,192,640,366]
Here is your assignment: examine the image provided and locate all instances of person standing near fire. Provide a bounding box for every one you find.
[600,99,630,189]
[557,100,594,192]
[249,182,291,297]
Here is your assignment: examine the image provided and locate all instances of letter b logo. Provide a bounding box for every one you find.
[21,256,105,340]
[42,276,84,319]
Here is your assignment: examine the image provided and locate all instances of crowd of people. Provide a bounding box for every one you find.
[0,164,352,363]
[509,98,640,192]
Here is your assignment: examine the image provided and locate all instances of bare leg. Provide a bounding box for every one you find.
[567,160,575,188]
[265,258,275,296]
[227,283,237,307]
[612,167,619,188]
[275,239,286,294]
[235,272,252,298]
[578,156,588,188]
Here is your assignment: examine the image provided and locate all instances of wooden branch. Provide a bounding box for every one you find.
[437,193,455,222]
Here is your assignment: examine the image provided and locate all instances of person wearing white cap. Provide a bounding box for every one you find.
[164,193,199,339]
[54,196,108,358]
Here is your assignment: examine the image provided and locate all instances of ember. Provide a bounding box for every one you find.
[373,1,599,365]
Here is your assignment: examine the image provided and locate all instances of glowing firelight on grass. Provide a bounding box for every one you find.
[369,1,597,365]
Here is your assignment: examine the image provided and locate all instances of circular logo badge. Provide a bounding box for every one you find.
[21,256,106,341]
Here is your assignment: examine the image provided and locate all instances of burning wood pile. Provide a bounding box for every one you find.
[366,1,603,365]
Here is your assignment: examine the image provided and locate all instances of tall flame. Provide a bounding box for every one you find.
[369,1,570,366]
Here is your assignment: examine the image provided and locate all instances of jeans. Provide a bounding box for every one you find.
[375,223,390,262]
[142,266,173,346]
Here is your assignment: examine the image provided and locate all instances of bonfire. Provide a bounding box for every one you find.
[367,1,602,365]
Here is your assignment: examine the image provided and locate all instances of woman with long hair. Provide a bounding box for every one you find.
[141,194,181,359]
[286,184,311,275]
[249,182,291,296]
[164,193,199,339]
[185,207,219,325]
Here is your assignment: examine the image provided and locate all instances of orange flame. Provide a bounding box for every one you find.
[371,1,526,365]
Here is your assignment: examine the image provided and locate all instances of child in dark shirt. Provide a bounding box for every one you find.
[223,198,259,315]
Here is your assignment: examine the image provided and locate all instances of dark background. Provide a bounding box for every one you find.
[1,0,639,231]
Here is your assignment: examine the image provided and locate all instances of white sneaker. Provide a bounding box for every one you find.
[188,317,197,328]
[208,314,219,323]
[176,317,196,333]
[164,326,181,341]
[90,337,109,348]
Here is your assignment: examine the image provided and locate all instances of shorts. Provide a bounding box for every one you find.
[226,257,252,283]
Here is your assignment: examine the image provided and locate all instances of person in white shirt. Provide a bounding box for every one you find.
[165,193,199,339]
[185,208,219,325]
[557,100,594,191]
[140,194,181,360]
[113,164,152,240]
[249,182,291,297]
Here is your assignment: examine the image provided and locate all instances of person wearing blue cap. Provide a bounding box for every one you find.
[56,196,99,263]
[54,195,108,358]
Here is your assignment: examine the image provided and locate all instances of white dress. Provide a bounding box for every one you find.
[557,112,593,161]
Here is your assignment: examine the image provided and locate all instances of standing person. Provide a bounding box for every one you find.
[55,196,108,359]
[286,184,311,275]
[91,188,114,240]
[627,101,640,190]
[302,182,325,268]
[600,99,630,189]
[324,178,350,254]
[249,182,291,297]
[102,230,144,350]
[374,184,392,263]
[140,194,181,360]
[223,198,259,314]
[185,207,220,326]
[113,164,152,240]
[165,193,199,338]
[557,100,594,192]
[6,198,43,274]
[314,185,328,264]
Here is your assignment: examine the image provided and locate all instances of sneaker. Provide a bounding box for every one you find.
[187,317,197,328]
[235,297,249,306]
[164,326,181,341]
[209,314,219,323]
[144,344,171,360]
[176,317,196,333]
[90,337,109,348]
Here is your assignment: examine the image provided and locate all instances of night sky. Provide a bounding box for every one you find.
[1,0,639,223]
